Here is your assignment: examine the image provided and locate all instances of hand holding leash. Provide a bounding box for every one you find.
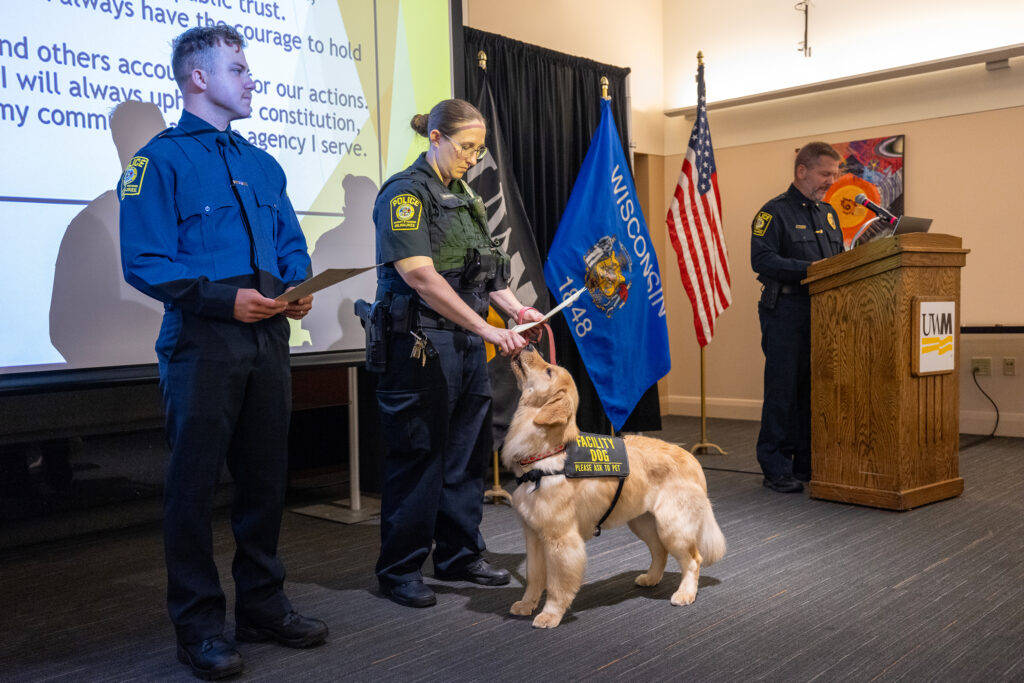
[516,306,546,343]
[482,325,528,356]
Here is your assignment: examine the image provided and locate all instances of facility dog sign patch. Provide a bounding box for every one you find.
[120,156,148,200]
[390,194,422,231]
[564,433,629,478]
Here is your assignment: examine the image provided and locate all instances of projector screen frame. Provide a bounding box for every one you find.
[0,1,466,397]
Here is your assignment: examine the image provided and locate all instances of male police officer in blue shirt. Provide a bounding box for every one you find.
[119,26,326,680]
[750,141,844,494]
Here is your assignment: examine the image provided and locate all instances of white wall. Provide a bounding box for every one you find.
[464,0,1024,436]
[663,0,1024,112]
[463,0,665,154]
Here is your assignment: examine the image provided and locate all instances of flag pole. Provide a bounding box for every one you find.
[601,75,615,438]
[692,345,726,454]
[478,48,514,506]
[689,50,726,456]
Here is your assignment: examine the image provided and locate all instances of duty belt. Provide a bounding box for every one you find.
[779,284,808,295]
[418,308,469,334]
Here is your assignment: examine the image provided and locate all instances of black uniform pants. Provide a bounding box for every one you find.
[756,294,812,479]
[374,328,490,588]
[157,311,293,644]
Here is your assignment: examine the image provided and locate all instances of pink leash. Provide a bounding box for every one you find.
[516,307,556,363]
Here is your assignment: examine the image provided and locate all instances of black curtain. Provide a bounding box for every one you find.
[463,27,662,434]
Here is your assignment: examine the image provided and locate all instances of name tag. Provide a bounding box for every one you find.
[564,433,629,478]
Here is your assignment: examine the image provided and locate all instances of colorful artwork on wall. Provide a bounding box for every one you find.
[824,135,905,246]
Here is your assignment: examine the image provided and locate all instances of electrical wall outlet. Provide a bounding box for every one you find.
[1004,357,1017,376]
[971,357,992,376]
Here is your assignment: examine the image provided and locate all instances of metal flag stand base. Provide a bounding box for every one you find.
[690,346,727,456]
[484,451,512,505]
[291,366,382,524]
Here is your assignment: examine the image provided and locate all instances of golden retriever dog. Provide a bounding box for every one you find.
[501,347,726,628]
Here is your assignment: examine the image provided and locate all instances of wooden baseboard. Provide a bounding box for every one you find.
[659,395,762,421]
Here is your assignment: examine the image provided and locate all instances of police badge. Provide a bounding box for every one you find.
[120,156,148,200]
[753,211,772,237]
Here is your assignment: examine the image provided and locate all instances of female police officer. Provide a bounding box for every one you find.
[369,99,545,608]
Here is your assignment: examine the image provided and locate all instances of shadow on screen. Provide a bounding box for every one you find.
[48,100,165,369]
[302,174,378,351]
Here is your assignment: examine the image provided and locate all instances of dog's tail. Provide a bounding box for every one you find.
[698,498,726,566]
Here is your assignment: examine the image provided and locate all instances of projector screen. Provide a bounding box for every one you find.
[0,0,456,378]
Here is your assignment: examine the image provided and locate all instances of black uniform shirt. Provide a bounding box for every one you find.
[750,183,845,283]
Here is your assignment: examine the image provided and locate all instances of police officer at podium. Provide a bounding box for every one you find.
[367,99,544,608]
[750,141,845,493]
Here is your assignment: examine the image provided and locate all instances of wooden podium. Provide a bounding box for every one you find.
[802,233,969,510]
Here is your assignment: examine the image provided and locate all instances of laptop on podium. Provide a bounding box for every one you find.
[848,215,933,250]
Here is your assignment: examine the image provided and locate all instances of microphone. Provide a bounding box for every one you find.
[854,193,897,225]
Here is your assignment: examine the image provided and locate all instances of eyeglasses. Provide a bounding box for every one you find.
[444,134,487,161]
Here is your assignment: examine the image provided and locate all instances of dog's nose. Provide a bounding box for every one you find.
[524,343,535,352]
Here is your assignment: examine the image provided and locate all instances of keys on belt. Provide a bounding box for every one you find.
[409,331,437,367]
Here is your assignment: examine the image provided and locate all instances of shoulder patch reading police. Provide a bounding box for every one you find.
[390,193,422,231]
[753,211,773,237]
[120,156,148,200]
[563,433,629,478]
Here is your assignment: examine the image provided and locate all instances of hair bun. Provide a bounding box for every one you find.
[409,113,429,137]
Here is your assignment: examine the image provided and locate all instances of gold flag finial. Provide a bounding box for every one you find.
[477,50,487,71]
[600,76,610,100]
[697,51,704,66]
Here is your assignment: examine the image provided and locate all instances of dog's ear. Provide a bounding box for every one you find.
[533,390,574,427]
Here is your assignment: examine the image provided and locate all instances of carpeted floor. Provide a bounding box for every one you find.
[1,416,1022,682]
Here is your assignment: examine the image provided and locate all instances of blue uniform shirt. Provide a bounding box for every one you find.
[119,110,310,320]
[750,183,844,284]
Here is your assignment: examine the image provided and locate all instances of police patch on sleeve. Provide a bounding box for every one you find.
[120,156,148,200]
[390,194,422,231]
[752,211,773,237]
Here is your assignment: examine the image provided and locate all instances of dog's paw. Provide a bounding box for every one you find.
[510,600,536,616]
[634,572,661,587]
[531,612,563,629]
[670,588,697,606]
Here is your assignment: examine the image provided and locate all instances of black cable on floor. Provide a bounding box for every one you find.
[960,367,1000,451]
[700,466,761,476]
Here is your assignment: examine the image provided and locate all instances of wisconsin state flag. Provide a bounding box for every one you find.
[543,99,671,430]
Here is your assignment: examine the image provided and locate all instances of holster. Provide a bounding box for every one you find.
[759,277,780,310]
[354,299,389,373]
[386,293,416,335]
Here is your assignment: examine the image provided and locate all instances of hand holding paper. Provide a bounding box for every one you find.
[511,287,587,334]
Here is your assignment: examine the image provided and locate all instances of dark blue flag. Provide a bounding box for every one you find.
[543,99,671,431]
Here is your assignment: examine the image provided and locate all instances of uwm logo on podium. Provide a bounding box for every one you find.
[914,298,956,375]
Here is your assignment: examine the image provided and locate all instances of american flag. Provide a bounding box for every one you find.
[666,62,731,347]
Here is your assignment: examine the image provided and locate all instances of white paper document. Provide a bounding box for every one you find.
[511,287,587,333]
[274,266,377,303]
